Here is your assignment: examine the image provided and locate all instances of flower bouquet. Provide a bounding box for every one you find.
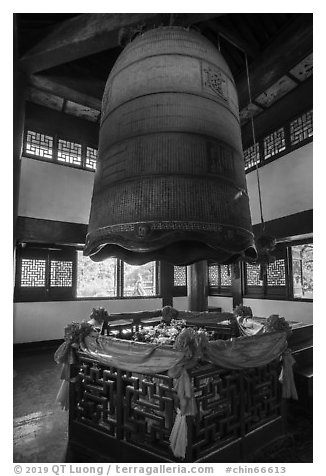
[88,307,109,332]
[264,314,291,335]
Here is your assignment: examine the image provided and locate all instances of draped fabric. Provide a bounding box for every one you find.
[83,335,186,373]
[205,332,288,369]
[279,349,298,399]
[169,410,188,459]
[54,342,78,410]
[55,329,297,459]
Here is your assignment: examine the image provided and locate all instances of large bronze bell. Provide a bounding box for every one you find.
[84,26,256,265]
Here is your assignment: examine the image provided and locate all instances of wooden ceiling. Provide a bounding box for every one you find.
[15,13,313,143]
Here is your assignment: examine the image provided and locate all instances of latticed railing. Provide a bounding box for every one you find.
[69,353,284,462]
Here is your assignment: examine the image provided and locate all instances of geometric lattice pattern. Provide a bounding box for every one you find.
[20,258,46,287]
[246,263,263,286]
[220,265,232,286]
[85,147,98,170]
[50,260,73,287]
[25,130,53,159]
[290,110,313,146]
[208,265,219,286]
[242,360,282,434]
[266,259,286,286]
[190,364,241,459]
[263,128,286,160]
[57,139,82,165]
[174,266,187,286]
[72,352,283,462]
[244,143,260,170]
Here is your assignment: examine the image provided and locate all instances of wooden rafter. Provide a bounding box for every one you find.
[20,13,223,74]
[235,13,312,110]
[28,74,102,111]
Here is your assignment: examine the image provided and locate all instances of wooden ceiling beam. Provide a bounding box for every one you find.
[28,74,102,111]
[19,13,223,74]
[241,76,312,148]
[236,13,312,110]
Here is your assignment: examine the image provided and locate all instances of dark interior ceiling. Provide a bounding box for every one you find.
[15,13,313,142]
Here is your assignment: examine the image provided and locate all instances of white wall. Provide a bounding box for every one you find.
[243,298,312,324]
[18,157,94,223]
[19,143,313,230]
[246,142,313,224]
[13,298,162,344]
[208,296,233,312]
[173,297,188,310]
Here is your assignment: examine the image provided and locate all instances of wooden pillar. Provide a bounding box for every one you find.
[13,14,26,250]
[187,260,208,311]
[160,261,174,307]
[232,261,243,309]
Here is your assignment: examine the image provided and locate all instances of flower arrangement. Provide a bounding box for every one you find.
[134,319,187,345]
[264,314,291,334]
[173,327,209,360]
[63,321,95,348]
[131,319,215,353]
[89,307,109,326]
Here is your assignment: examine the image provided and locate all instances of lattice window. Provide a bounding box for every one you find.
[57,139,82,166]
[266,259,286,287]
[290,110,313,145]
[220,265,232,286]
[25,130,53,159]
[50,260,73,287]
[15,247,76,301]
[208,264,219,286]
[263,128,286,160]
[21,259,46,287]
[244,143,260,170]
[267,260,286,287]
[85,147,98,170]
[246,263,263,286]
[174,266,186,286]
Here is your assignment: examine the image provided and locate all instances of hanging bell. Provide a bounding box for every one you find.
[84,26,256,265]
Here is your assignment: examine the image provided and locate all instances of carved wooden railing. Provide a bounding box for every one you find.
[68,351,284,462]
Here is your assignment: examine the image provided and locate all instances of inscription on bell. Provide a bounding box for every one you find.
[203,65,228,101]
[136,224,151,238]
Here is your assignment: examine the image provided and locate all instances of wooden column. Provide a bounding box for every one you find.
[13,15,26,250]
[232,261,243,309]
[187,261,208,311]
[160,261,174,307]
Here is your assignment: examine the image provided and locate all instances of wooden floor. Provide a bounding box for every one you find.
[13,347,312,463]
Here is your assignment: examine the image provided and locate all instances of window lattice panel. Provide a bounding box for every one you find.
[244,143,260,170]
[263,128,286,160]
[246,264,263,286]
[267,259,286,287]
[50,260,73,287]
[21,259,46,287]
[290,110,313,146]
[220,265,232,286]
[174,266,186,286]
[86,147,98,170]
[208,265,219,286]
[25,130,53,159]
[57,139,82,165]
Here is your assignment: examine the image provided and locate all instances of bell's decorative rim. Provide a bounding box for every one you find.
[84,221,257,266]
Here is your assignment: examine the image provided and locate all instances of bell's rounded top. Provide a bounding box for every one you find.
[109,25,234,83]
